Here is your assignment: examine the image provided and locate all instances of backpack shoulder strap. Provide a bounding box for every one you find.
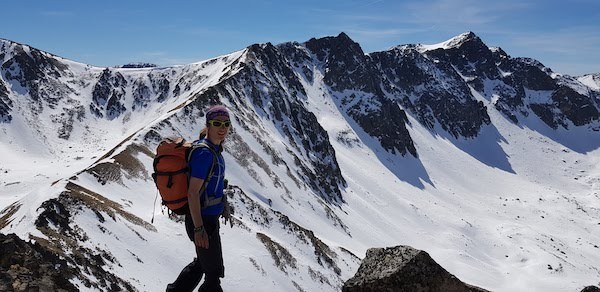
[188,142,219,208]
[190,142,218,170]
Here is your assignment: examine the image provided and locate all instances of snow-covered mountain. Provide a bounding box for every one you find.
[1,32,599,291]
[579,74,600,92]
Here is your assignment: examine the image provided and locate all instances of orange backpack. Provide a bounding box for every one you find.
[151,137,215,215]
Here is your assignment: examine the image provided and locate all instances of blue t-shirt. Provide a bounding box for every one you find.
[189,139,225,216]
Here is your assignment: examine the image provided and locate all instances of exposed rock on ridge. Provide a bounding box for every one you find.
[217,43,347,202]
[422,32,600,128]
[0,233,77,292]
[342,245,488,292]
[90,68,128,119]
[304,33,418,156]
[0,79,11,122]
[373,44,491,139]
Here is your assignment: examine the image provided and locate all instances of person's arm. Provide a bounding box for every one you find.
[188,176,209,248]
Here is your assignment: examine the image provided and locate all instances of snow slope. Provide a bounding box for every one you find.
[579,74,600,91]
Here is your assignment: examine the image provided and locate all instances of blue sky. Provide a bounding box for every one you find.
[3,0,599,75]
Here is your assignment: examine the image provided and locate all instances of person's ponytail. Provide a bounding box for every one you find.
[199,127,208,139]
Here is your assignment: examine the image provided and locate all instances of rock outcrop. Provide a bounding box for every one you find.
[343,245,487,292]
[0,79,11,123]
[581,286,600,292]
[0,233,77,292]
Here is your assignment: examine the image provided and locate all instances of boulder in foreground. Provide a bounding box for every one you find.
[343,245,488,292]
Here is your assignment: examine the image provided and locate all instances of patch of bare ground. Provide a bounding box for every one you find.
[0,202,21,229]
[256,232,297,274]
[27,182,159,290]
[64,182,156,232]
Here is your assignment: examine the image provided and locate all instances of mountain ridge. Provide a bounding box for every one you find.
[1,32,600,291]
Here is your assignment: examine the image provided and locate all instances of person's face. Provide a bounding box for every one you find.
[207,116,231,143]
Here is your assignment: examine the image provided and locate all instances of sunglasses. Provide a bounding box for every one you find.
[208,120,231,128]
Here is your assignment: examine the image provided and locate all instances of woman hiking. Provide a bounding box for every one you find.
[167,105,232,292]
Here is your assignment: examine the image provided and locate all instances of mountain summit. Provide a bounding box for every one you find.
[418,31,485,51]
[1,32,599,291]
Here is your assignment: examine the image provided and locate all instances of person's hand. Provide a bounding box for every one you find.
[194,229,209,249]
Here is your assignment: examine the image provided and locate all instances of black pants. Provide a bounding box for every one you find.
[167,214,224,292]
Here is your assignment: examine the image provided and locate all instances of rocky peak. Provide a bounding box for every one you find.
[219,43,347,202]
[372,44,491,139]
[578,73,600,91]
[371,45,429,90]
[416,32,486,54]
[424,32,499,87]
[245,42,305,94]
[490,46,510,61]
[304,33,378,92]
[513,57,553,74]
[408,32,599,129]
[304,32,361,62]
[1,41,73,112]
[444,31,482,49]
[301,35,418,156]
[343,245,488,292]
[1,41,69,82]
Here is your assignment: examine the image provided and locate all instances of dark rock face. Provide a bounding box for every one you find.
[0,40,177,132]
[530,103,562,129]
[305,33,379,93]
[151,74,170,103]
[420,33,599,128]
[249,44,346,202]
[581,286,600,292]
[90,68,127,119]
[126,72,171,111]
[0,233,78,292]
[425,32,500,92]
[492,58,558,122]
[120,62,157,68]
[551,86,599,126]
[345,91,417,156]
[0,79,12,122]
[1,45,69,89]
[1,43,73,112]
[35,199,72,233]
[343,245,488,292]
[220,43,348,202]
[53,104,86,140]
[507,58,557,91]
[303,34,419,156]
[522,74,600,129]
[373,45,491,139]
[132,79,151,110]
